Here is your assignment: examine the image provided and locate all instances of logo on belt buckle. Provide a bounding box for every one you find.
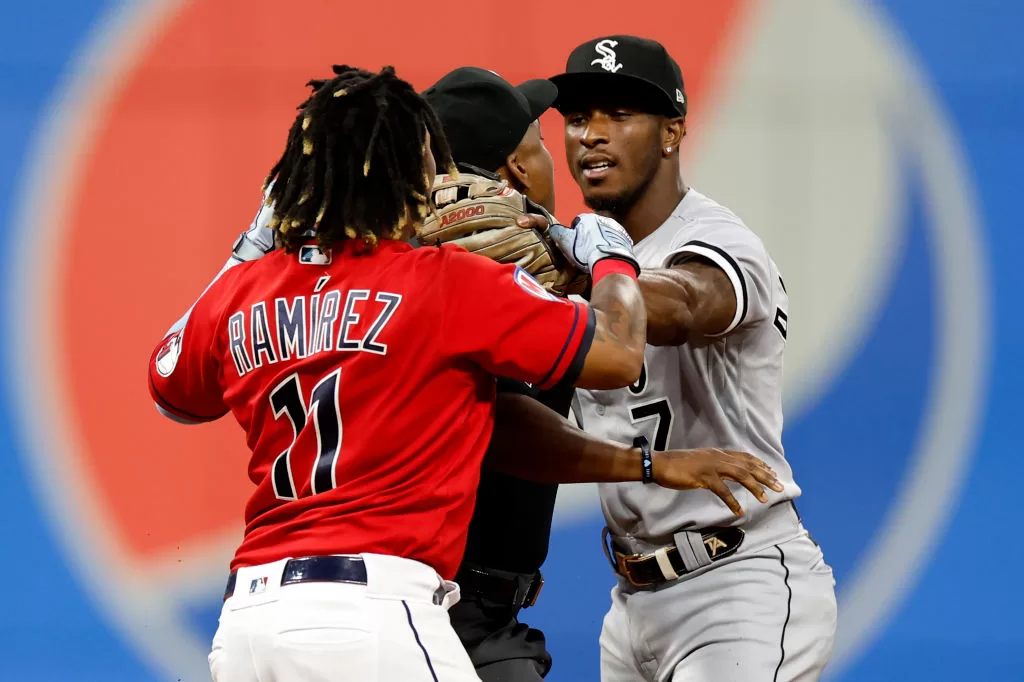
[701,527,746,561]
[704,535,729,558]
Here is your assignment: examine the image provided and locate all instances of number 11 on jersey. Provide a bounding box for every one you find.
[270,369,343,500]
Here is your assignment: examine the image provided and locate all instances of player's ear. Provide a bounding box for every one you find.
[501,152,530,194]
[662,117,686,156]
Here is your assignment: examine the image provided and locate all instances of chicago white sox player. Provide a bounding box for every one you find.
[550,36,838,681]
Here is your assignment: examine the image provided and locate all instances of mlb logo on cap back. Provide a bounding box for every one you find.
[551,34,687,118]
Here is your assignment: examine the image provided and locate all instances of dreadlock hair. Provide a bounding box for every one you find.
[263,64,455,252]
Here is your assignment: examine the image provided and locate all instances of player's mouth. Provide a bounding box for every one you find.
[579,154,617,182]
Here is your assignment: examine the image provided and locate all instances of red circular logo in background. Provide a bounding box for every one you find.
[14,2,989,680]
[58,0,746,569]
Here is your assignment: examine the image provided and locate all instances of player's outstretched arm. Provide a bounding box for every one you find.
[637,263,736,346]
[486,392,783,516]
[517,213,758,347]
[547,215,647,389]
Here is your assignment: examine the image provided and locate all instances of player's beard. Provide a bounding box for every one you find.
[583,182,647,220]
[581,155,660,223]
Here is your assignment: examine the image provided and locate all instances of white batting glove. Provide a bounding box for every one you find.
[548,214,640,276]
[230,189,278,263]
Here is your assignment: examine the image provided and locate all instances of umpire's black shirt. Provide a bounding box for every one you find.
[459,378,575,573]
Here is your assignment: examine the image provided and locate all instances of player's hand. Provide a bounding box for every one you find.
[231,192,278,263]
[516,213,552,231]
[536,213,640,276]
[651,448,784,517]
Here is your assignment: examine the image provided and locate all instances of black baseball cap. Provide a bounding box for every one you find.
[422,67,557,172]
[549,35,687,118]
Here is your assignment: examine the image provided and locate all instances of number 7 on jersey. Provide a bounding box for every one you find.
[629,398,673,452]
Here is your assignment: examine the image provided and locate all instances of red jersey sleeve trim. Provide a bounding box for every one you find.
[147,371,228,423]
[536,303,596,391]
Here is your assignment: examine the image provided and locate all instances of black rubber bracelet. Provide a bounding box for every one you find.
[634,435,654,484]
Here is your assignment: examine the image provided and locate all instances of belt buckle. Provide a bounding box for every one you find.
[701,527,746,561]
[522,571,545,608]
[614,551,659,589]
[604,527,656,587]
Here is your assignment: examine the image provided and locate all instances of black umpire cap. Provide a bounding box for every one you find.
[422,67,557,172]
[549,35,687,118]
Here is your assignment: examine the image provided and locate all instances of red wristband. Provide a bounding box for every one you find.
[593,258,639,284]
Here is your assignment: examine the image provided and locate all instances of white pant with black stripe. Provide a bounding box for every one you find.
[209,553,482,682]
[600,532,837,682]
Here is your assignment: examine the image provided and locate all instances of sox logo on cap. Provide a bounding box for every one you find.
[591,39,623,73]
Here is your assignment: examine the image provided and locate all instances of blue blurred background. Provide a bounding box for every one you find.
[1,0,1021,680]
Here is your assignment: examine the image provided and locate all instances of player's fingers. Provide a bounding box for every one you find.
[722,452,781,485]
[751,465,785,493]
[714,448,774,473]
[725,455,783,494]
[705,477,744,517]
[516,213,550,230]
[720,466,769,504]
[737,451,774,472]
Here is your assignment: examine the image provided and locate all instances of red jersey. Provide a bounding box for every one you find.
[148,240,594,579]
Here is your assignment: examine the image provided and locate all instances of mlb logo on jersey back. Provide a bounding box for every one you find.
[249,577,268,595]
[299,245,331,265]
[513,267,558,301]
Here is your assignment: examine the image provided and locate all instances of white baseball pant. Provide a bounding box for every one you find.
[208,553,482,682]
[600,519,837,681]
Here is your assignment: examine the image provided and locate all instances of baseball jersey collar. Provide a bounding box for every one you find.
[633,187,701,249]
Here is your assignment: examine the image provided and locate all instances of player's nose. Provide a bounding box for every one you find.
[579,114,611,148]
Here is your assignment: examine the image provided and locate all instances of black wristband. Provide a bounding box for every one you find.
[634,435,654,484]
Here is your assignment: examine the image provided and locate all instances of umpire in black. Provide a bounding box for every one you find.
[422,67,565,682]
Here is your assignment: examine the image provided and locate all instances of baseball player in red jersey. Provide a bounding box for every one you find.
[148,65,647,682]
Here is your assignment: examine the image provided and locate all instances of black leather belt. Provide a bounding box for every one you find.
[454,564,545,610]
[224,556,368,601]
[603,526,745,589]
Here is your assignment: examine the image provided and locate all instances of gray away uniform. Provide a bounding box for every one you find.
[574,188,838,682]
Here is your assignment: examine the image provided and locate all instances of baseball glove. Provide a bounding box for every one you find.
[417,168,588,296]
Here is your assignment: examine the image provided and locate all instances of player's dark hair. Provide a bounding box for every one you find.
[263,64,455,252]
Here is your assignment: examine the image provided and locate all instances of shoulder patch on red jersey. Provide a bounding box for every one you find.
[513,267,558,302]
[154,331,183,377]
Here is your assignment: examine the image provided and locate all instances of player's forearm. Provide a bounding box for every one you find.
[638,263,736,346]
[638,268,697,346]
[484,392,641,484]
[578,266,647,388]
